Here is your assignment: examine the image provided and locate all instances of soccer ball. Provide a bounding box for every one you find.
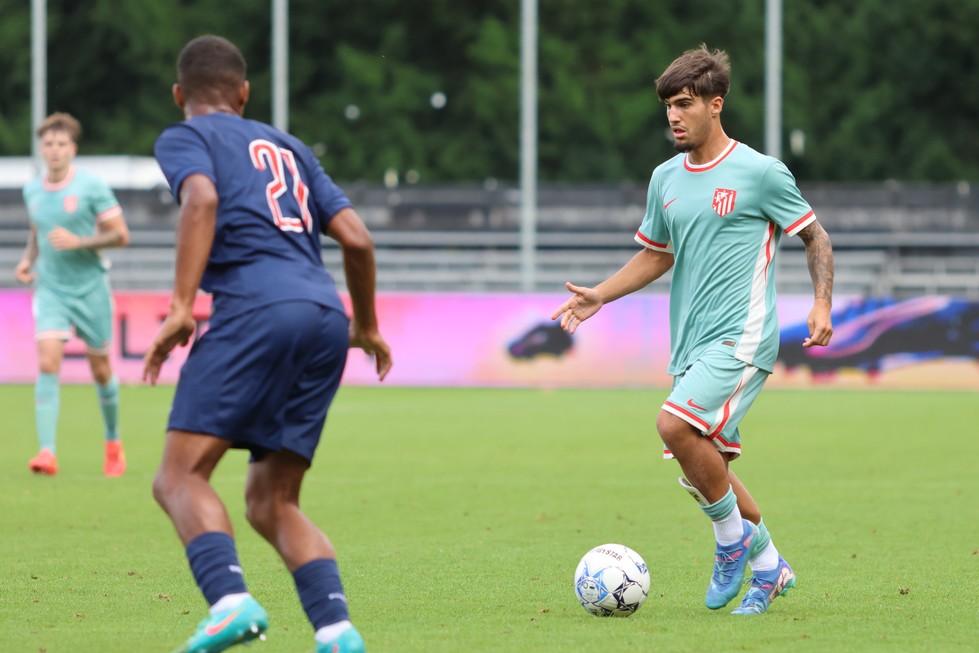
[574,543,650,617]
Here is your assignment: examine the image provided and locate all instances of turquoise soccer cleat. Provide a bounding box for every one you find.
[705,519,758,609]
[173,596,269,653]
[316,625,366,653]
[732,556,796,615]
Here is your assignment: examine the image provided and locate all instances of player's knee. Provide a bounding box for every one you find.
[151,468,172,509]
[244,494,277,536]
[91,365,112,385]
[151,461,192,510]
[38,357,60,375]
[656,411,694,449]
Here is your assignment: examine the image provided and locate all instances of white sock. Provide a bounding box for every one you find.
[315,620,353,644]
[210,592,250,614]
[713,507,745,545]
[749,541,780,572]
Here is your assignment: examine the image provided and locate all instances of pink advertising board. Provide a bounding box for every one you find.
[1,290,976,390]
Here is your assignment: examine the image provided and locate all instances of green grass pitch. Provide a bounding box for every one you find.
[1,383,976,652]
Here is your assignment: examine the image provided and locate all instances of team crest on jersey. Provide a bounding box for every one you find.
[712,188,736,217]
[63,195,78,213]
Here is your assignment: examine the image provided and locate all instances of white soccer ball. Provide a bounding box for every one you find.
[574,543,650,617]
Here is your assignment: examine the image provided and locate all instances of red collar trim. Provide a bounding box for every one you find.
[683,140,738,172]
[43,166,76,191]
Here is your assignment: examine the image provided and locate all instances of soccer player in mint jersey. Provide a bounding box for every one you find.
[144,36,392,653]
[552,45,835,615]
[16,112,131,477]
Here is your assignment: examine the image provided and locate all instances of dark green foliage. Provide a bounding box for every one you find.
[0,0,974,182]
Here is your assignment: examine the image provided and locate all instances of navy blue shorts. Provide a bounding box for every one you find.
[168,301,349,462]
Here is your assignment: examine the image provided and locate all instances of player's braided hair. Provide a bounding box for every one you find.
[655,44,731,101]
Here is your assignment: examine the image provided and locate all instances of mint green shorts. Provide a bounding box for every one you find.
[661,345,769,459]
[32,281,114,353]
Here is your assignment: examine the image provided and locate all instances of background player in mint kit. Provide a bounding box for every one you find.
[552,45,835,615]
[16,112,131,477]
[144,35,392,653]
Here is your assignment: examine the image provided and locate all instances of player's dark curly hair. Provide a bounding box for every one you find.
[177,35,247,102]
[655,44,730,101]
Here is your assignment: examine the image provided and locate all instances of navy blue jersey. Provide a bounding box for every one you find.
[154,113,350,320]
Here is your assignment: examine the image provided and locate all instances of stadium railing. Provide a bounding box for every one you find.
[0,181,977,298]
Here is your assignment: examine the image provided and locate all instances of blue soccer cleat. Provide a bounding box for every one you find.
[316,625,366,653]
[732,556,796,615]
[173,596,269,653]
[705,519,758,609]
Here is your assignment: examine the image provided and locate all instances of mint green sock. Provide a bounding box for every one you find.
[701,485,737,521]
[35,373,60,453]
[754,519,772,554]
[701,486,745,545]
[97,375,120,442]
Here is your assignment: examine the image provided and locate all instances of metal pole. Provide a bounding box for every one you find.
[31,0,47,172]
[271,0,289,132]
[764,0,782,159]
[519,0,538,292]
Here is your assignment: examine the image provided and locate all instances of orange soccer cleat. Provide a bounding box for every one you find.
[104,441,126,477]
[28,448,58,476]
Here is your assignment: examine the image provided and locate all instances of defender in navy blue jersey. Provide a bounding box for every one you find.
[144,35,391,653]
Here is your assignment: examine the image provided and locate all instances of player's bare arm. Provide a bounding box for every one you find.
[551,248,674,334]
[326,206,393,381]
[15,225,39,284]
[143,174,216,384]
[47,214,130,251]
[797,220,834,347]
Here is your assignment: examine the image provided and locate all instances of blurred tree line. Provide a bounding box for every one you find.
[0,0,975,184]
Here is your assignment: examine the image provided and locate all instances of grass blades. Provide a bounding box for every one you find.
[1,384,976,652]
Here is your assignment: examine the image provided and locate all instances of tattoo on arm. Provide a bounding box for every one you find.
[798,221,834,302]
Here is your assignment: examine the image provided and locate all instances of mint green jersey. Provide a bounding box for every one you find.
[23,167,122,294]
[635,140,815,374]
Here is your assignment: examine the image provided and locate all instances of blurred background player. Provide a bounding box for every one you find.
[144,35,392,653]
[16,112,130,477]
[552,45,834,615]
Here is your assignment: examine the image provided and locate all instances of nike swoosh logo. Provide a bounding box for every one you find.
[664,197,678,210]
[687,398,707,411]
[204,609,241,636]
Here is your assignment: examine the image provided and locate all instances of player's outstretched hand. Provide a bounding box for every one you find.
[550,281,603,334]
[803,298,833,348]
[14,259,34,285]
[143,312,197,385]
[349,323,393,381]
[47,227,82,251]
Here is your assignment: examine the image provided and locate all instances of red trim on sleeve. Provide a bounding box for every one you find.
[786,210,815,235]
[635,230,669,249]
[96,206,123,222]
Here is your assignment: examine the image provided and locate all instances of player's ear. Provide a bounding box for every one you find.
[710,95,724,117]
[238,80,250,112]
[172,83,185,110]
